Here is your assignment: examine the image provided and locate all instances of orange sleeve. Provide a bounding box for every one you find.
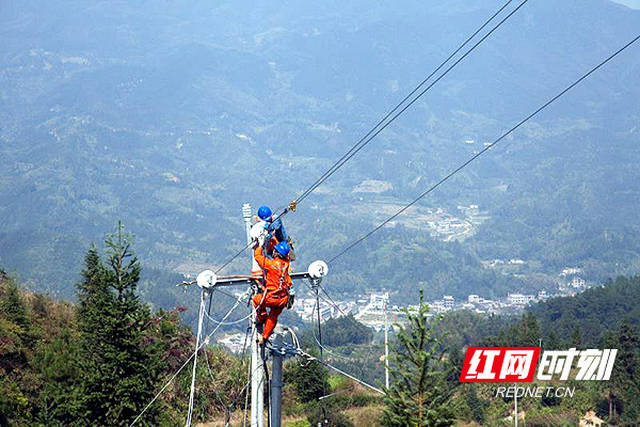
[254,247,274,270]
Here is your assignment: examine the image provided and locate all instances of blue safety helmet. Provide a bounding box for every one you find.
[257,205,272,220]
[274,241,290,258]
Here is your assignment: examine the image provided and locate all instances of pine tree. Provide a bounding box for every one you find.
[503,312,541,347]
[465,385,485,424]
[605,319,640,424]
[33,329,83,424]
[75,223,164,426]
[520,312,541,346]
[0,278,30,333]
[0,277,31,374]
[570,326,582,348]
[381,289,454,427]
[547,330,561,349]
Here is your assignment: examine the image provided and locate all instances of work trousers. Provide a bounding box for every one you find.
[253,289,289,340]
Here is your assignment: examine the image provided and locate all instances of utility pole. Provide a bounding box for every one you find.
[186,288,207,427]
[514,386,518,427]
[384,292,389,390]
[311,278,324,427]
[313,280,323,359]
[192,260,329,427]
[243,204,264,427]
[269,334,284,427]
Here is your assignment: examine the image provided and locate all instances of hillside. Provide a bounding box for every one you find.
[529,275,640,347]
[3,254,640,424]
[0,266,382,426]
[1,0,640,307]
[433,276,640,424]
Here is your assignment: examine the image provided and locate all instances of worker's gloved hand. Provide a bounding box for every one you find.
[250,222,267,248]
[251,238,259,249]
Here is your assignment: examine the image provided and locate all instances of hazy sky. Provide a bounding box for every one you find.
[611,0,640,9]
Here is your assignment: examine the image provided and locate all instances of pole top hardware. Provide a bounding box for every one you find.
[308,260,329,280]
[196,270,217,289]
[242,203,252,220]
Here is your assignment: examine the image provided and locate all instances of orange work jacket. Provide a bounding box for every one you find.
[254,247,292,292]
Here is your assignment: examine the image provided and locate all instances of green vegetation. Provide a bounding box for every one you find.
[0,232,249,425]
[2,225,640,425]
[382,290,454,426]
[3,1,640,316]
[73,225,164,424]
[444,276,640,425]
[0,232,382,426]
[529,275,640,347]
[300,314,373,348]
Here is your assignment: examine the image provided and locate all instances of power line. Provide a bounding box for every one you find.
[215,241,254,274]
[130,288,249,426]
[205,310,253,326]
[329,33,640,264]
[186,291,208,427]
[319,284,349,318]
[293,0,526,206]
[212,0,522,273]
[302,280,349,318]
[299,350,385,395]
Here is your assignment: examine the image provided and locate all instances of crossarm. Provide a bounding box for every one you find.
[212,272,313,288]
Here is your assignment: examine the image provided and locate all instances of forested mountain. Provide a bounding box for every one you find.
[528,275,640,347]
[2,0,640,308]
[3,246,640,424]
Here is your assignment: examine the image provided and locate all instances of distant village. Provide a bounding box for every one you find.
[218,265,590,353]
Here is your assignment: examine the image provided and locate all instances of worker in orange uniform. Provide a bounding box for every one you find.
[252,240,292,345]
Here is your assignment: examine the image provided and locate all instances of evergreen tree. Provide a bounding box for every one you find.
[605,319,640,424]
[33,329,83,424]
[0,279,30,333]
[503,312,541,347]
[571,326,582,348]
[546,330,561,350]
[520,312,541,346]
[465,385,485,424]
[382,289,454,427]
[75,223,164,425]
[284,353,329,403]
[0,276,31,423]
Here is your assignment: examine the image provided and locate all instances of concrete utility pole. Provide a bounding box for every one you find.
[194,260,328,427]
[186,289,207,427]
[243,204,264,427]
[384,292,389,389]
[514,388,518,427]
[269,334,284,427]
[313,280,323,359]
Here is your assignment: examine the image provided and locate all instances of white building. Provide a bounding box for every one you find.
[431,300,446,313]
[370,292,389,310]
[560,267,583,277]
[508,293,535,305]
[570,277,587,289]
[443,295,454,310]
[468,295,481,304]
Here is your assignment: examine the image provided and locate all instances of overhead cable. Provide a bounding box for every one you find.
[300,351,386,395]
[130,288,249,426]
[329,33,640,264]
[293,0,526,206]
[213,0,523,273]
